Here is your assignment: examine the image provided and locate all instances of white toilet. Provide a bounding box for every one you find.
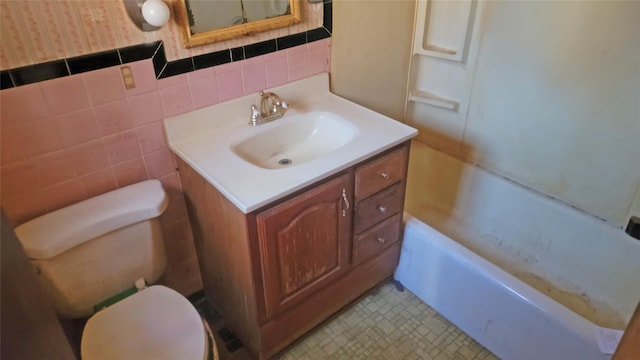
[15,180,217,360]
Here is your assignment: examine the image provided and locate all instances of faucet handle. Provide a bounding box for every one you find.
[249,104,261,125]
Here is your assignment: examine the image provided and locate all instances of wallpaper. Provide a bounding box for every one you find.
[0,0,323,70]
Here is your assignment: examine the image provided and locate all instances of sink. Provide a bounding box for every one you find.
[230,111,359,169]
[164,73,417,212]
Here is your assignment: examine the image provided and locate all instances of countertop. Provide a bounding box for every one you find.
[164,73,417,213]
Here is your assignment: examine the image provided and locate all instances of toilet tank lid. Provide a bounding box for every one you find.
[15,180,169,260]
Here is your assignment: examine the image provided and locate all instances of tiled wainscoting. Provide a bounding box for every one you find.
[0,39,331,296]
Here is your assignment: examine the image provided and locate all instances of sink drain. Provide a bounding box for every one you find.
[278,158,292,166]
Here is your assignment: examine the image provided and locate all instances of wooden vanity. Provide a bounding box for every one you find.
[177,141,410,359]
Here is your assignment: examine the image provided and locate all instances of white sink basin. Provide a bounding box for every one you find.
[164,73,417,213]
[230,112,359,169]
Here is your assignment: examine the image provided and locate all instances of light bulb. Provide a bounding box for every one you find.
[142,0,170,28]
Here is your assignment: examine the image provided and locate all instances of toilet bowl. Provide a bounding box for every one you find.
[14,180,217,360]
[81,285,208,360]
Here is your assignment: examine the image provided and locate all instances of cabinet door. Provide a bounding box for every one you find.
[256,174,352,319]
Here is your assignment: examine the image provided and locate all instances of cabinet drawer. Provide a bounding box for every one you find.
[355,146,408,200]
[354,183,403,233]
[353,214,402,265]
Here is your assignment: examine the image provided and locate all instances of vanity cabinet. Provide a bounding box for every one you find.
[177,141,410,359]
[256,173,352,320]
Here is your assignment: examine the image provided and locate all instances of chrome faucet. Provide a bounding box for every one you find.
[249,91,289,126]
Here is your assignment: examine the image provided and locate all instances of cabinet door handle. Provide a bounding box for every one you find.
[342,189,350,217]
[378,205,387,214]
[379,172,389,179]
[377,237,386,244]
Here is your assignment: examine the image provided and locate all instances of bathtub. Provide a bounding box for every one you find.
[394,141,640,360]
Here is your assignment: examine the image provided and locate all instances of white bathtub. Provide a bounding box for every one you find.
[394,141,640,360]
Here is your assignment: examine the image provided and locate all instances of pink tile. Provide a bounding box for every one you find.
[158,74,188,89]
[144,148,175,178]
[34,151,76,189]
[242,56,265,68]
[187,68,215,81]
[308,46,329,75]
[136,122,168,154]
[163,218,195,253]
[189,77,219,109]
[216,70,244,102]
[166,257,201,295]
[308,38,329,50]
[1,126,27,165]
[40,74,91,116]
[158,171,182,197]
[54,109,100,147]
[112,158,148,187]
[94,99,133,136]
[83,66,125,105]
[127,91,164,127]
[0,83,49,129]
[214,61,241,75]
[160,83,193,117]
[103,130,141,165]
[79,168,117,198]
[242,61,267,95]
[124,60,158,96]
[2,192,46,225]
[1,159,39,200]
[164,220,196,265]
[161,194,189,225]
[41,179,87,212]
[266,57,289,88]
[66,140,110,176]
[263,49,287,62]
[288,51,309,82]
[1,118,63,165]
[286,44,308,56]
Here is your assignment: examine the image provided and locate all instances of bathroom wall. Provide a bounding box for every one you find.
[330,0,415,121]
[394,1,639,228]
[460,1,640,227]
[0,0,323,69]
[0,40,331,296]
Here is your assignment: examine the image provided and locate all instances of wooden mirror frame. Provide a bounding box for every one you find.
[175,0,302,48]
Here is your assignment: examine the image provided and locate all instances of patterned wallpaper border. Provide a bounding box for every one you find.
[1,0,332,90]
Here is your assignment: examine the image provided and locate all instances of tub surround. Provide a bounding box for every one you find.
[164,73,417,212]
[404,141,640,327]
[398,140,640,359]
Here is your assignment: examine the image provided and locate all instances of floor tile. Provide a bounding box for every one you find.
[199,282,498,360]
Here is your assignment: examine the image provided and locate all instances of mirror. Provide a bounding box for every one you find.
[176,0,301,48]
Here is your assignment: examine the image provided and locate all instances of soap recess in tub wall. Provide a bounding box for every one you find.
[625,216,640,240]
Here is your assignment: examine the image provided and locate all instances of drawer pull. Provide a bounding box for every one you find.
[377,237,386,244]
[379,172,389,179]
[378,205,387,214]
[342,188,350,217]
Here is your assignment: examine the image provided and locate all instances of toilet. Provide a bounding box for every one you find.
[15,180,217,360]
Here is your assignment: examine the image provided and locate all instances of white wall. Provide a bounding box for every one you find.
[408,1,640,227]
[330,0,416,121]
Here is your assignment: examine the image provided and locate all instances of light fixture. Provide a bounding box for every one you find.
[124,0,170,32]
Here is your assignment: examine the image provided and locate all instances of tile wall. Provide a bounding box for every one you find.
[0,39,331,296]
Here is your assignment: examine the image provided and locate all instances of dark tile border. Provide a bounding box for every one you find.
[1,0,332,88]
[2,41,163,89]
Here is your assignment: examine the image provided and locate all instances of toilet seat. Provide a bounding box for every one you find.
[81,285,207,360]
